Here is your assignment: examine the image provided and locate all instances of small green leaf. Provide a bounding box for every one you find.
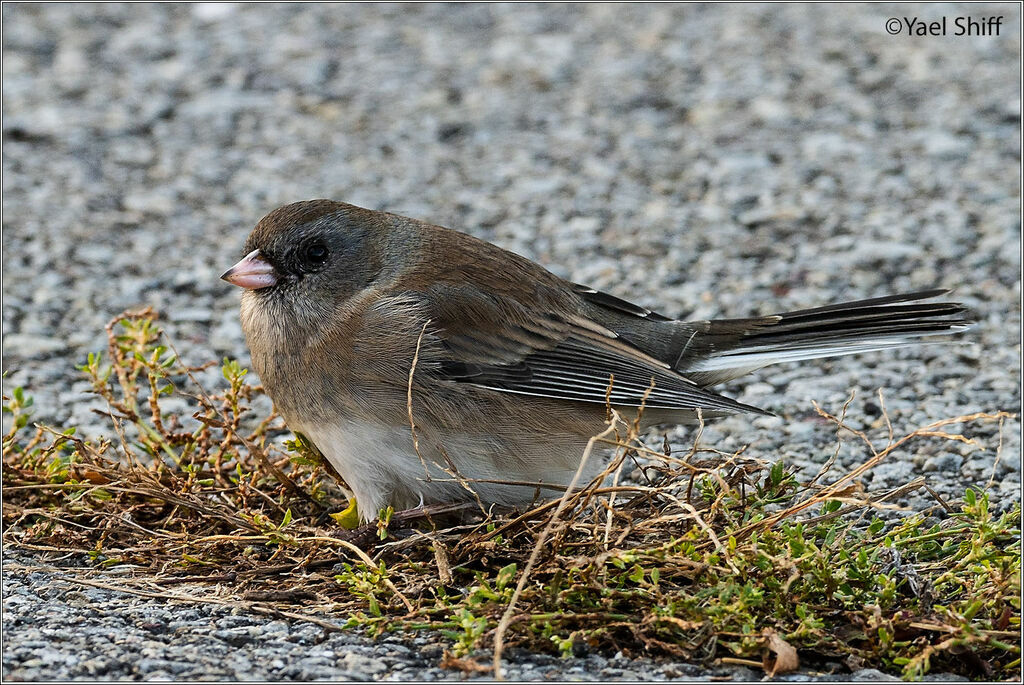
[496,563,518,591]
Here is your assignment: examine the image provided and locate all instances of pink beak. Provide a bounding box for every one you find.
[221,249,278,290]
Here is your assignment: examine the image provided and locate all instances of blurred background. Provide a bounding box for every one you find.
[2,4,1020,455]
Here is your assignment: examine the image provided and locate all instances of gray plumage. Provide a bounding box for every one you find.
[224,200,972,520]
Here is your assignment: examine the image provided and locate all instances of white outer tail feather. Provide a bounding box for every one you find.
[684,326,972,373]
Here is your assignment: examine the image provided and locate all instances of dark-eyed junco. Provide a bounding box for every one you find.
[222,200,970,521]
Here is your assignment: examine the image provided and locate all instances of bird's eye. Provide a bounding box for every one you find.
[304,242,329,266]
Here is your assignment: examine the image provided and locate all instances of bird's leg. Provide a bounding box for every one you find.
[387,501,483,527]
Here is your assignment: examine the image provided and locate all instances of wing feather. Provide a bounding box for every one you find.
[417,284,765,415]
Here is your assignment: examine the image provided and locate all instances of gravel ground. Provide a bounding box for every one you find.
[2,3,1020,681]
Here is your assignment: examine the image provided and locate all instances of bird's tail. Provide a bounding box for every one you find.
[674,289,973,386]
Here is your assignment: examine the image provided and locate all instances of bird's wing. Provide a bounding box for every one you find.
[414,283,766,415]
[570,283,674,322]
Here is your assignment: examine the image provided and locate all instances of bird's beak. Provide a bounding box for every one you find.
[221,249,278,290]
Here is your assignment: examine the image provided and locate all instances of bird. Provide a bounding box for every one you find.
[222,199,971,522]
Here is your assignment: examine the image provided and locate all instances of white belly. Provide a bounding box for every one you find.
[294,419,602,522]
